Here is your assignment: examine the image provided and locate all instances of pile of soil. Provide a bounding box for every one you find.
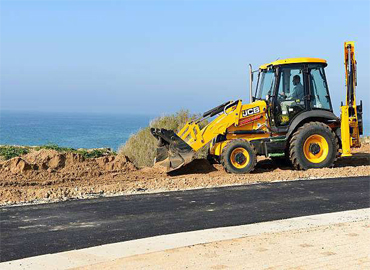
[0,149,138,203]
[0,144,369,205]
[1,149,136,176]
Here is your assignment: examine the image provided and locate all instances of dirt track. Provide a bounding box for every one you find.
[0,144,369,205]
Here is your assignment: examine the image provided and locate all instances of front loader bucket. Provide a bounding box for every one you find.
[150,128,195,172]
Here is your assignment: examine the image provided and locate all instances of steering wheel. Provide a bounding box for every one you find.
[278,92,287,101]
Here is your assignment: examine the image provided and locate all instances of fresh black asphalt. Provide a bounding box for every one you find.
[1,176,369,262]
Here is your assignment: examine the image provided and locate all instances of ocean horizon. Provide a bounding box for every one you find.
[0,110,155,151]
[1,110,369,151]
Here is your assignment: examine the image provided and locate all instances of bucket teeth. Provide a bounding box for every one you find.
[150,128,195,172]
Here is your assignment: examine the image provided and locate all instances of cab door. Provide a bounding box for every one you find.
[273,65,309,127]
[308,65,333,111]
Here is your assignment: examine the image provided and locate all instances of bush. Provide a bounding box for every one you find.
[76,149,114,159]
[35,144,114,158]
[0,146,30,160]
[0,143,114,161]
[35,144,75,152]
[119,110,209,168]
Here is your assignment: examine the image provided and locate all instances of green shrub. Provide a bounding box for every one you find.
[35,144,116,158]
[35,144,75,152]
[76,149,114,159]
[0,146,29,160]
[0,143,115,161]
[119,110,209,168]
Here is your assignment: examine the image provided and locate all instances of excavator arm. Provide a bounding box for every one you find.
[340,41,363,156]
[151,100,243,171]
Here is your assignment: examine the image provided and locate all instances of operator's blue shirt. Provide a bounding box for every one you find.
[290,83,304,100]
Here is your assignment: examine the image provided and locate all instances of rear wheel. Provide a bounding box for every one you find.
[289,122,338,170]
[221,139,257,174]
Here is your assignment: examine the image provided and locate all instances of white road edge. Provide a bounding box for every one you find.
[1,208,369,270]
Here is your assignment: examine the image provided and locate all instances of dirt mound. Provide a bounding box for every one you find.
[23,149,59,164]
[22,149,68,170]
[65,152,85,164]
[96,155,137,172]
[0,149,137,179]
[139,163,168,175]
[2,157,34,174]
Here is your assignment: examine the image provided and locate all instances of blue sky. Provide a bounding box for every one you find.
[1,0,369,116]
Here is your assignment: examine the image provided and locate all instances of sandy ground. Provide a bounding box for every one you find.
[0,144,369,205]
[78,219,370,270]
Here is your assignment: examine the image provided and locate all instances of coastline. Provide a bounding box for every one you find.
[1,139,369,206]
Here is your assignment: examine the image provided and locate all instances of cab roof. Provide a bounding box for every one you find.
[259,57,327,70]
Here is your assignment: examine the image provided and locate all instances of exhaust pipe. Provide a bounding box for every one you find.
[249,64,253,103]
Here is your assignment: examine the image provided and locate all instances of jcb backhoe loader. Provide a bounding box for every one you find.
[151,41,363,174]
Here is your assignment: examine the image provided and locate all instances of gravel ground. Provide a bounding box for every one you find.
[0,143,369,206]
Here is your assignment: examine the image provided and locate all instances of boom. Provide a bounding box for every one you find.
[340,41,363,156]
[151,100,244,171]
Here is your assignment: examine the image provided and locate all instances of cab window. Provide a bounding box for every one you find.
[309,68,332,110]
[256,70,275,100]
[276,67,306,126]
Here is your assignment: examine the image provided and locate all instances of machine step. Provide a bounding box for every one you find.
[268,153,285,157]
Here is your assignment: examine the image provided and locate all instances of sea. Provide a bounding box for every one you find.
[0,111,154,151]
[0,110,369,151]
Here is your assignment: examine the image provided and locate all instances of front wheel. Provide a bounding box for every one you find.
[289,122,338,170]
[221,139,257,174]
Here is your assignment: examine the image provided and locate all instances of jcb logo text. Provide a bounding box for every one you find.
[242,107,260,117]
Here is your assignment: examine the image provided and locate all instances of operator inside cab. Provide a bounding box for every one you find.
[279,74,305,124]
[282,75,304,100]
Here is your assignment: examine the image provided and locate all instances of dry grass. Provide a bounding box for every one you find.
[119,110,208,168]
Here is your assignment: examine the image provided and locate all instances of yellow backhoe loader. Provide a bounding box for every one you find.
[151,42,363,174]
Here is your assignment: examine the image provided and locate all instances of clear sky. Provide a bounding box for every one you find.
[1,0,369,117]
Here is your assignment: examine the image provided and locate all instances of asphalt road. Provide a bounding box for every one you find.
[1,176,369,262]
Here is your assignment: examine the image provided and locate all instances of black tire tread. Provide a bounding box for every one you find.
[289,122,339,170]
[221,139,257,174]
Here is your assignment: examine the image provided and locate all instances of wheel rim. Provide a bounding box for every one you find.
[230,147,250,169]
[303,134,329,163]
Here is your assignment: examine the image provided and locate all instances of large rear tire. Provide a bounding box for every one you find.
[289,122,339,170]
[221,139,257,174]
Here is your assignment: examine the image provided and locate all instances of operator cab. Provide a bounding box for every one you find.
[254,58,333,128]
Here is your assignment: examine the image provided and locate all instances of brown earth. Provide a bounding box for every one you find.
[0,144,369,205]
